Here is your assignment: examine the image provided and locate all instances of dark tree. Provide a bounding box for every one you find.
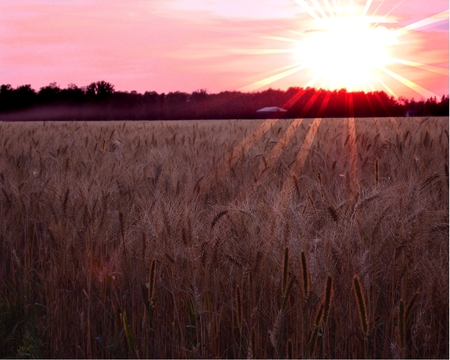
[0,81,448,120]
[59,84,86,104]
[86,81,115,101]
[38,82,61,104]
[0,84,14,112]
[14,85,37,109]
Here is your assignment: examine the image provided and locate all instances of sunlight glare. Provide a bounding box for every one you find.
[295,16,398,91]
[239,1,447,98]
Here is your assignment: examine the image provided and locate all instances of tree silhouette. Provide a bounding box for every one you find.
[14,85,37,109]
[0,84,14,112]
[38,82,61,104]
[0,81,448,120]
[86,81,114,101]
[60,84,86,104]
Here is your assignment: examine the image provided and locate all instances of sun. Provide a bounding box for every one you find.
[296,15,397,91]
[239,1,448,99]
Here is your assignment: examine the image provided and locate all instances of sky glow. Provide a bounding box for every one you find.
[0,0,448,99]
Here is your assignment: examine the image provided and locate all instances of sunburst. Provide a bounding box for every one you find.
[239,0,448,100]
[201,1,447,206]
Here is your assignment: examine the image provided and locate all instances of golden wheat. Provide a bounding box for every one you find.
[0,118,447,358]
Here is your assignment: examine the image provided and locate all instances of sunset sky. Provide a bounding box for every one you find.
[0,0,448,99]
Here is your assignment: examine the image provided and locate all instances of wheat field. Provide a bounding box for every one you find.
[0,117,448,358]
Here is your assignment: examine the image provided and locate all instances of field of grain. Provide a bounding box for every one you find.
[0,117,448,358]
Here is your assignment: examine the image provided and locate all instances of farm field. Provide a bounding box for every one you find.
[0,117,448,358]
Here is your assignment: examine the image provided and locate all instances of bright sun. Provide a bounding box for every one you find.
[239,0,447,98]
[296,16,397,91]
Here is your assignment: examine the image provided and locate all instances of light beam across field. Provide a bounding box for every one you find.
[274,92,332,209]
[198,1,447,209]
[274,117,323,209]
[198,118,279,195]
[348,115,359,193]
[204,83,332,200]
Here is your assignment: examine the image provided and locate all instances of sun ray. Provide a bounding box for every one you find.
[317,91,333,114]
[366,78,376,92]
[367,0,384,18]
[311,0,329,19]
[239,65,307,92]
[333,0,342,17]
[274,117,322,209]
[319,79,328,89]
[390,58,449,76]
[362,0,373,17]
[263,35,303,43]
[224,119,279,172]
[369,0,400,18]
[231,119,304,205]
[304,76,320,89]
[198,119,279,195]
[275,92,332,209]
[346,94,359,193]
[395,10,449,36]
[388,117,401,136]
[283,88,311,109]
[369,0,406,30]
[301,90,326,116]
[348,116,359,192]
[377,65,438,98]
[363,91,377,114]
[257,62,306,78]
[258,118,304,175]
[280,27,308,38]
[374,91,394,114]
[236,86,334,203]
[370,72,397,97]
[245,49,297,55]
[238,0,446,100]
[323,0,336,18]
[234,85,328,204]
[294,0,321,20]
[227,124,298,205]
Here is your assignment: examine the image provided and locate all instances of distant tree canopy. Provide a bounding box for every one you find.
[0,81,448,120]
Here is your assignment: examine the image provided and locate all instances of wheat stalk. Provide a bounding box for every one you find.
[282,247,289,297]
[234,284,243,331]
[375,158,380,185]
[300,251,311,301]
[286,337,294,359]
[306,302,324,357]
[353,275,369,336]
[405,292,418,323]
[399,299,406,350]
[122,310,137,358]
[322,275,333,327]
[148,259,156,306]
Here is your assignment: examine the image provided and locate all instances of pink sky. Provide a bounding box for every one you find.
[0,0,448,99]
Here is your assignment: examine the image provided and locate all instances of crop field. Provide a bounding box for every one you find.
[0,117,448,358]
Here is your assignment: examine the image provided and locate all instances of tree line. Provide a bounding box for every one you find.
[0,81,448,120]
